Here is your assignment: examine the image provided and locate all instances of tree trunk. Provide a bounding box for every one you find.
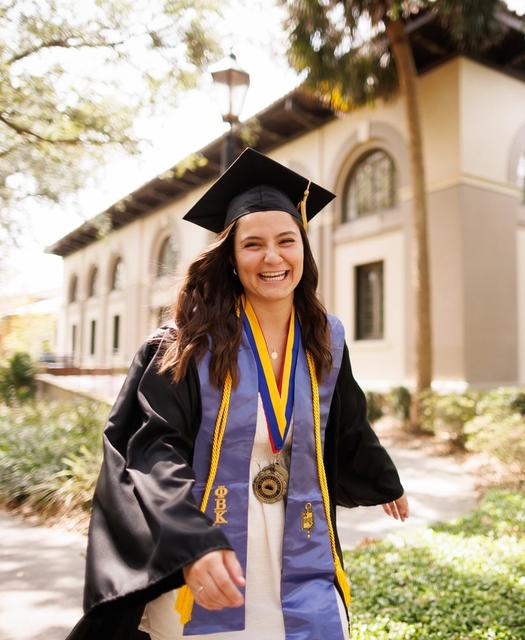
[385,19,433,430]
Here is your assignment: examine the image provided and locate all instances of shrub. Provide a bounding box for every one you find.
[0,352,36,404]
[464,411,525,481]
[345,488,525,639]
[417,389,438,434]
[433,391,480,449]
[417,389,481,448]
[386,386,411,422]
[366,391,385,423]
[510,391,525,417]
[475,387,521,420]
[0,400,107,515]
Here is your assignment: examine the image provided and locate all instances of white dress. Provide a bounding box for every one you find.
[139,395,350,640]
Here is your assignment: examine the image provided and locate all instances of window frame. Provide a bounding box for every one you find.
[156,234,179,279]
[342,149,396,223]
[87,267,99,298]
[89,319,97,356]
[112,314,120,353]
[110,258,124,291]
[354,260,384,341]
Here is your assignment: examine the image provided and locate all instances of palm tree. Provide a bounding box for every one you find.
[282,0,511,429]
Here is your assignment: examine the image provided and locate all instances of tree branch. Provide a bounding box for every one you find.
[0,112,122,146]
[8,37,127,65]
[0,143,19,158]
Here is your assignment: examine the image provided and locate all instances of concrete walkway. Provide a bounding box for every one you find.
[0,513,86,640]
[336,444,479,547]
[0,443,480,640]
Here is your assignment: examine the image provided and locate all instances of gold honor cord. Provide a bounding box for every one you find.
[306,351,352,608]
[298,180,311,231]
[174,371,233,624]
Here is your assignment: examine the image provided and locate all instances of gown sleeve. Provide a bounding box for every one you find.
[324,342,405,509]
[65,330,233,640]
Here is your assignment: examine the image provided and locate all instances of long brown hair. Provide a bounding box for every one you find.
[159,216,333,388]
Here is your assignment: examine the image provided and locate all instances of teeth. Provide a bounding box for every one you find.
[260,270,287,280]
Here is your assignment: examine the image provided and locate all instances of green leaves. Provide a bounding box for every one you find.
[0,0,224,239]
[345,488,525,639]
[282,0,511,111]
[0,352,36,404]
[0,399,107,516]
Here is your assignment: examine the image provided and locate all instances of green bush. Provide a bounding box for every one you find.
[417,389,438,434]
[433,390,480,449]
[386,386,411,422]
[345,488,525,639]
[418,389,483,449]
[366,391,385,423]
[464,412,525,480]
[0,352,36,404]
[0,400,106,515]
[510,391,525,417]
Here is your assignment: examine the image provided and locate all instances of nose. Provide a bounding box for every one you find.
[263,244,282,264]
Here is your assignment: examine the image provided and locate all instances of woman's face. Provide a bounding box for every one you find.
[233,210,304,306]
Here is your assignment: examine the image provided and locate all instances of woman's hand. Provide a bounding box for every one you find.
[182,549,246,611]
[382,491,409,521]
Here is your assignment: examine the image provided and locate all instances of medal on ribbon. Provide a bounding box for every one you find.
[241,296,300,503]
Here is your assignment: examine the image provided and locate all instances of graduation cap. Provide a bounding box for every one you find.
[183,147,336,233]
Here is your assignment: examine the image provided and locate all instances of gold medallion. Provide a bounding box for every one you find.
[252,461,289,503]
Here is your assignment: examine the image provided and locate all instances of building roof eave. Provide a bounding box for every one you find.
[47,6,525,258]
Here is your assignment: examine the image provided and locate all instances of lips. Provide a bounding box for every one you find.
[259,270,288,282]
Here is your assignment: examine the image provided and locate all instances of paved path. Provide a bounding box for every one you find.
[0,444,480,640]
[0,513,86,640]
[336,445,479,547]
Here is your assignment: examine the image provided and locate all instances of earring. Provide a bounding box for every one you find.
[233,267,238,276]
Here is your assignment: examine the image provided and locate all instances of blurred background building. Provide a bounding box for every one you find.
[0,290,60,362]
[48,16,525,391]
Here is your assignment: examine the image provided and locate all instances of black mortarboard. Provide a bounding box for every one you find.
[183,147,336,233]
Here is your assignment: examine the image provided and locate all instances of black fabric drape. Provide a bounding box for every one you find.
[66,332,404,640]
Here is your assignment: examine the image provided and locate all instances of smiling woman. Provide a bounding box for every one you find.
[65,148,409,640]
[234,211,304,304]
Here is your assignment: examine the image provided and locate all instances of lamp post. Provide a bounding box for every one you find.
[211,52,250,173]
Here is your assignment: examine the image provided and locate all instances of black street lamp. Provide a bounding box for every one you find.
[211,52,250,173]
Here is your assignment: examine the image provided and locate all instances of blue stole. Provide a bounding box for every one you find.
[183,315,346,637]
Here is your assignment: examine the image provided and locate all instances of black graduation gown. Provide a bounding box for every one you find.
[65,329,404,640]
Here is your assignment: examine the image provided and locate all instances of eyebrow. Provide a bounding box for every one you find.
[240,230,298,243]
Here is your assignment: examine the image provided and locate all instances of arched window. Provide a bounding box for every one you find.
[87,266,99,298]
[110,258,124,291]
[342,149,396,222]
[68,274,78,303]
[517,151,525,203]
[157,234,178,278]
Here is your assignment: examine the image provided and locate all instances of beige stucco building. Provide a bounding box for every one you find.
[49,40,525,391]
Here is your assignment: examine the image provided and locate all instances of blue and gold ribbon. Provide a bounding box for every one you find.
[241,295,299,453]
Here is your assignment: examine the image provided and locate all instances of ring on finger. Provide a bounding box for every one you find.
[196,585,205,595]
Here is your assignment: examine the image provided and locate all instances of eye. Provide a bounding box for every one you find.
[243,242,260,249]
[280,238,295,245]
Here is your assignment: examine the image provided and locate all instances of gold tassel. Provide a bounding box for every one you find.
[335,560,352,607]
[175,585,194,624]
[298,180,311,231]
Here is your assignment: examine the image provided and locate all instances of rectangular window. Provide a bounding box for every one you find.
[90,319,96,356]
[113,315,120,352]
[355,261,384,340]
[71,324,77,354]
